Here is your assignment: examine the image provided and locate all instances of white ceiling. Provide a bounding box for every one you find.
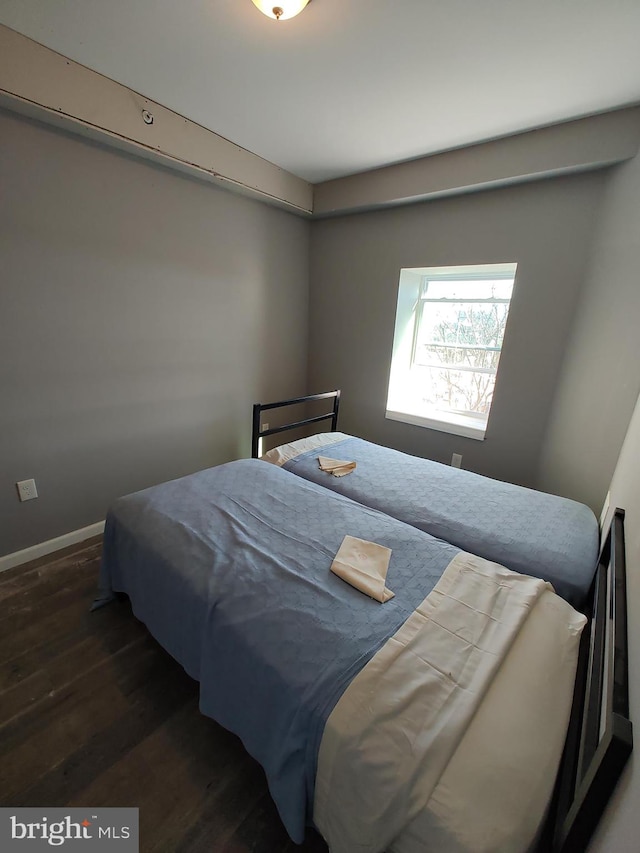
[1,0,640,183]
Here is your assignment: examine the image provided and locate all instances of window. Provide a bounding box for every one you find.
[386,263,517,440]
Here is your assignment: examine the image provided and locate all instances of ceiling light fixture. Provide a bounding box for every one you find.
[251,0,311,21]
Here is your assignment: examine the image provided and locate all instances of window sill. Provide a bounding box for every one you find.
[385,408,486,441]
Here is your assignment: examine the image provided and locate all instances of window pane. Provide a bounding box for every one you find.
[423,279,514,301]
[418,344,500,371]
[414,365,497,416]
[416,302,510,354]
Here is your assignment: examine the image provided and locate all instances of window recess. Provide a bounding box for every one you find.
[386,263,517,440]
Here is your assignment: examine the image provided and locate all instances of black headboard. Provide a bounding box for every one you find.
[251,389,340,458]
[547,507,632,851]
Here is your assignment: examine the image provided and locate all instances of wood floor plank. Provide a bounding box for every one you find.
[0,552,100,612]
[8,661,197,809]
[0,638,172,797]
[169,754,270,853]
[69,697,240,806]
[0,577,111,668]
[0,615,149,727]
[221,793,298,853]
[0,596,136,691]
[0,539,102,590]
[0,573,99,640]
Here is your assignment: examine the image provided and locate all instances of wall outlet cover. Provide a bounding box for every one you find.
[17,479,38,501]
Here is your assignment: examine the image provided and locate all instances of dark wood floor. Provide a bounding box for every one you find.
[0,539,328,852]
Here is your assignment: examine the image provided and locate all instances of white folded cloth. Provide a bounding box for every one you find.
[330,535,394,603]
[318,455,357,477]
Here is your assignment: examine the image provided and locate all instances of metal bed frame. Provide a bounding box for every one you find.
[251,389,340,459]
[250,390,632,852]
[546,507,632,851]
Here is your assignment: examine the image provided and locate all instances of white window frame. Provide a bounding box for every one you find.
[385,263,517,440]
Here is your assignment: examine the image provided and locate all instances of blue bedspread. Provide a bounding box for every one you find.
[99,459,457,842]
[283,436,599,609]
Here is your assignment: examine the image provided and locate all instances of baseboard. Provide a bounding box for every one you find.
[0,520,105,573]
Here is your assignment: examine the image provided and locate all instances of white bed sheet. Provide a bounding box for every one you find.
[314,553,586,853]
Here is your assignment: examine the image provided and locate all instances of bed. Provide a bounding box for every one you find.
[253,392,599,610]
[96,454,632,853]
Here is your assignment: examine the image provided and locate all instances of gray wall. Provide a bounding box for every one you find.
[538,151,640,512]
[0,109,310,556]
[308,173,607,488]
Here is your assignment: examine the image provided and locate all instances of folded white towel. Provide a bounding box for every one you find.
[330,535,394,603]
[318,455,357,477]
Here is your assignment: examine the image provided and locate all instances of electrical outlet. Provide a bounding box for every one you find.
[17,478,38,502]
[451,453,462,469]
[261,422,269,431]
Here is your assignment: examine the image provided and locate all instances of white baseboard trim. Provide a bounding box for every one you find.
[0,520,105,573]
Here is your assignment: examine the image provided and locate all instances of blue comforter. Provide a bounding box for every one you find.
[99,459,458,841]
[282,436,599,609]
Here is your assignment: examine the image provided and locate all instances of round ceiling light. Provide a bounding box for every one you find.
[251,1,311,21]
